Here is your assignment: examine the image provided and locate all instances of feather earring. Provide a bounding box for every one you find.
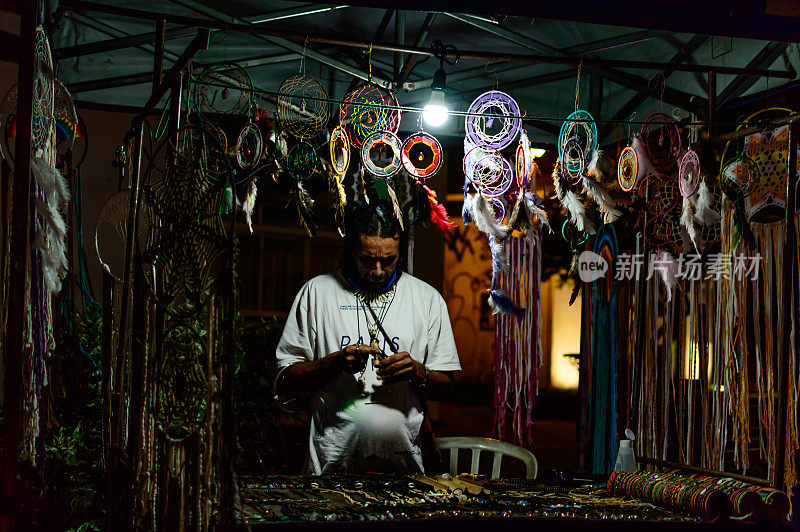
[472,193,510,239]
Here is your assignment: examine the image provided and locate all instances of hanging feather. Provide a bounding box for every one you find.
[631,134,657,181]
[654,249,679,301]
[694,180,720,225]
[680,195,699,252]
[524,191,550,232]
[472,193,510,239]
[582,174,621,224]
[489,235,509,281]
[386,182,404,231]
[587,149,615,183]
[488,289,526,318]
[295,180,317,237]
[31,156,70,293]
[461,189,474,225]
[242,179,257,233]
[507,192,527,232]
[553,160,595,234]
[420,183,455,233]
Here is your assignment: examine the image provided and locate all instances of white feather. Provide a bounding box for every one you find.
[472,193,510,239]
[563,189,596,234]
[489,235,509,275]
[680,196,699,252]
[694,180,720,225]
[31,156,70,294]
[631,134,657,181]
[386,183,404,231]
[242,180,257,233]
[524,193,550,231]
[582,175,621,224]
[655,250,679,302]
[587,149,601,177]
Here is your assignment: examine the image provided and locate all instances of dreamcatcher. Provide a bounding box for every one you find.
[558,110,597,176]
[339,85,400,147]
[32,26,54,153]
[277,73,329,138]
[464,143,513,198]
[285,140,317,181]
[465,90,521,150]
[401,131,443,180]
[720,108,799,222]
[95,189,153,281]
[617,146,639,192]
[193,64,253,117]
[328,125,349,223]
[515,129,533,188]
[234,120,263,170]
[361,130,402,178]
[678,150,701,198]
[640,113,682,172]
[139,125,234,313]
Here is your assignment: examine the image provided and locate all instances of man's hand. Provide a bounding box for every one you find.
[336,343,378,374]
[375,351,425,385]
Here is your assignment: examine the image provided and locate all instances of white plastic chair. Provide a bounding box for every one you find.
[436,436,538,479]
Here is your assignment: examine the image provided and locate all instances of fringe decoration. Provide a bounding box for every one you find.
[242,180,257,233]
[386,183,404,231]
[493,229,542,446]
[420,183,455,233]
[694,181,720,225]
[471,193,510,239]
[582,174,621,224]
[31,156,70,293]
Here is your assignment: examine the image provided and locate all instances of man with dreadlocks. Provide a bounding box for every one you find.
[276,199,460,475]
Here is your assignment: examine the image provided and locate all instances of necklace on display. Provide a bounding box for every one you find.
[355,286,396,394]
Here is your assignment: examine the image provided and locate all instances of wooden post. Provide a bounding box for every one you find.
[1,1,37,530]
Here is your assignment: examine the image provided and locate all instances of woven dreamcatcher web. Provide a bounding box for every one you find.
[617,146,639,192]
[329,124,350,177]
[95,189,153,281]
[678,150,701,198]
[642,176,681,249]
[560,137,585,186]
[194,64,253,117]
[401,131,443,179]
[54,79,78,150]
[361,130,402,178]
[140,126,233,313]
[340,85,400,147]
[488,195,507,223]
[234,121,263,170]
[32,26,54,153]
[515,130,533,188]
[277,73,330,138]
[464,143,512,197]
[286,140,318,181]
[465,90,521,150]
[641,113,682,172]
[558,109,597,174]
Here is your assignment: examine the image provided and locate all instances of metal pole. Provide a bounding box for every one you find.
[0,0,36,529]
[775,118,799,490]
[153,19,166,92]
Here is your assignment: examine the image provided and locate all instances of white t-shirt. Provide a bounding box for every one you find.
[275,269,461,475]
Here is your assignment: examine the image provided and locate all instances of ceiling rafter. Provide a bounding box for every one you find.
[171,0,396,89]
[716,42,791,109]
[600,34,707,140]
[445,12,705,115]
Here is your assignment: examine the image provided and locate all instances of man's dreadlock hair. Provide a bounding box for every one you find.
[342,199,408,265]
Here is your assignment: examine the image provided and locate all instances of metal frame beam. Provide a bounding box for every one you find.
[716,42,790,108]
[600,34,707,140]
[169,0,395,89]
[560,29,675,55]
[61,1,796,80]
[397,12,437,86]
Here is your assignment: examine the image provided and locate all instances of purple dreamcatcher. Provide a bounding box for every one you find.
[465,90,521,151]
